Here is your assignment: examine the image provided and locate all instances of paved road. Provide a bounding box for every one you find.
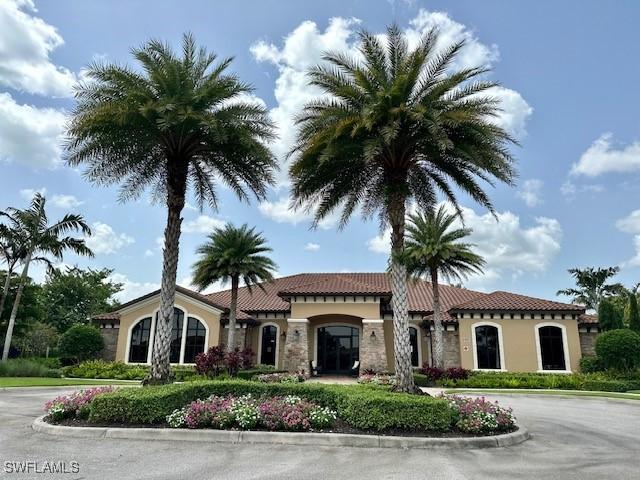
[1,387,639,480]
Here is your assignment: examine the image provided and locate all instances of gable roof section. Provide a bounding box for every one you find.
[450,290,585,313]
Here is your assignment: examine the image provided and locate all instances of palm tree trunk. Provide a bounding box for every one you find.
[146,177,186,385]
[0,266,13,320]
[227,275,239,352]
[2,255,31,361]
[388,195,416,393]
[431,267,444,369]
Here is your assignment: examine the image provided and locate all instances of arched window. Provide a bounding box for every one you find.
[537,325,567,371]
[183,317,206,363]
[409,326,419,367]
[169,308,184,363]
[129,317,152,363]
[474,324,502,370]
[260,324,278,366]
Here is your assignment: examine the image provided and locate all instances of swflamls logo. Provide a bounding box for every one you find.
[3,461,80,474]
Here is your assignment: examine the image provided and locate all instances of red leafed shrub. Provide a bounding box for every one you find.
[419,365,470,382]
[420,366,445,381]
[195,345,255,377]
[445,367,470,380]
[239,348,255,370]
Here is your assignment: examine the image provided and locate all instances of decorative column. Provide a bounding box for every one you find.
[360,319,388,373]
[283,318,310,375]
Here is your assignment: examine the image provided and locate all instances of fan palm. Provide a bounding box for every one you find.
[404,206,485,368]
[289,25,515,391]
[1,193,92,361]
[192,224,277,350]
[66,34,277,383]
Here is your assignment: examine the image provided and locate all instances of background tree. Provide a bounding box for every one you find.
[404,206,485,368]
[66,33,277,384]
[14,321,58,358]
[557,267,625,311]
[626,290,640,333]
[0,224,26,316]
[192,224,277,351]
[1,194,92,361]
[289,26,515,391]
[58,324,104,364]
[41,267,122,333]
[598,298,624,331]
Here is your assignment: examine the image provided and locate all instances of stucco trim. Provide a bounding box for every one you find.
[118,291,224,316]
[534,322,572,374]
[471,321,507,372]
[287,318,309,323]
[257,322,280,369]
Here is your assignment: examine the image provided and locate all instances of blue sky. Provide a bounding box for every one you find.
[1,0,639,302]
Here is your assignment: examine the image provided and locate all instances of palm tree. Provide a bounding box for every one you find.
[191,224,277,351]
[0,224,27,319]
[288,25,515,391]
[404,206,485,368]
[66,34,277,384]
[557,267,625,311]
[1,193,92,361]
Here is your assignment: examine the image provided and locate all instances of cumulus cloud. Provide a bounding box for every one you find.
[516,179,543,207]
[51,194,83,209]
[109,273,159,303]
[0,93,66,168]
[258,196,339,229]
[616,210,640,268]
[305,242,320,251]
[367,204,562,288]
[571,133,640,177]
[251,10,531,187]
[0,0,76,96]
[182,215,226,234]
[85,222,135,254]
[19,186,46,200]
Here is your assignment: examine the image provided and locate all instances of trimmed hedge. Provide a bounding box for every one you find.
[89,380,454,432]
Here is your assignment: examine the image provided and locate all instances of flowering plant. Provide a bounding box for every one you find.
[357,373,396,385]
[44,386,116,422]
[255,372,305,384]
[166,394,337,432]
[441,395,516,434]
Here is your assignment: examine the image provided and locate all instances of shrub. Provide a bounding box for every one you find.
[442,395,516,434]
[579,356,604,373]
[45,386,116,422]
[255,372,305,384]
[598,298,624,331]
[28,356,62,370]
[418,365,471,383]
[413,373,430,387]
[58,325,104,364]
[88,380,455,432]
[63,360,148,380]
[627,293,640,333]
[195,346,255,377]
[420,366,445,382]
[595,329,640,371]
[0,358,60,378]
[357,373,395,385]
[445,367,470,380]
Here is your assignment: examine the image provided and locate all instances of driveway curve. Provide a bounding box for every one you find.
[1,387,638,480]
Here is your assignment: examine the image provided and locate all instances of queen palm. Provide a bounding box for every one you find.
[404,206,485,368]
[192,224,277,350]
[66,34,277,384]
[1,193,92,361]
[289,25,515,391]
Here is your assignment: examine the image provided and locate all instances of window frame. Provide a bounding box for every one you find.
[534,322,571,373]
[409,325,422,368]
[257,322,280,368]
[471,321,506,372]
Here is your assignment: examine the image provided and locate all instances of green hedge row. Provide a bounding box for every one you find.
[439,372,640,392]
[0,359,61,378]
[89,380,454,432]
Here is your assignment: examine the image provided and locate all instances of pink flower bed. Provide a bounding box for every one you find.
[442,395,516,434]
[45,386,116,422]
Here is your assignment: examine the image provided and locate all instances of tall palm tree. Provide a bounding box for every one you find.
[289,25,515,391]
[0,224,27,319]
[66,34,277,383]
[1,193,92,361]
[191,224,277,351]
[404,206,485,368]
[557,267,625,311]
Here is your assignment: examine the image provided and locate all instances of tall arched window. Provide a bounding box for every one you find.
[129,317,152,363]
[183,317,206,363]
[260,324,278,366]
[409,326,419,367]
[538,325,567,371]
[475,324,501,370]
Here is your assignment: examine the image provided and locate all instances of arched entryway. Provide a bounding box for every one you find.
[311,315,362,375]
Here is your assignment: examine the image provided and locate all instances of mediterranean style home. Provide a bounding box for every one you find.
[93,273,600,374]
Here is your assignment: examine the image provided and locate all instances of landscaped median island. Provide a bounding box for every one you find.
[39,380,524,448]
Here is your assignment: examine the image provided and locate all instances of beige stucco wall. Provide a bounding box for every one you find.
[290,302,380,320]
[114,295,222,363]
[457,316,582,372]
[383,320,429,372]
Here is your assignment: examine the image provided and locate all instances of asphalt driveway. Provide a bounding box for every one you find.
[1,386,639,480]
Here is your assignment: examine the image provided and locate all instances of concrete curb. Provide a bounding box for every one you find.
[32,416,530,449]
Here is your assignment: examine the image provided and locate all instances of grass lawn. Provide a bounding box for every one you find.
[0,377,140,388]
[446,388,640,401]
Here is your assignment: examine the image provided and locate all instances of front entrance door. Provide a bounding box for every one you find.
[317,326,359,374]
[260,325,277,366]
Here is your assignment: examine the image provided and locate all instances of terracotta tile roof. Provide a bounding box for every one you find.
[92,312,121,321]
[450,290,585,312]
[578,313,599,325]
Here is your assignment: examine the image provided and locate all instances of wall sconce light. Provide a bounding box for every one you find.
[294,329,300,339]
[370,330,376,338]
[281,331,287,339]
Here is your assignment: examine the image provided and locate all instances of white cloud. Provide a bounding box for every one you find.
[560,180,604,199]
[109,273,159,303]
[182,215,226,234]
[251,10,531,188]
[19,186,46,200]
[571,133,640,177]
[616,210,640,268]
[258,196,339,229]
[51,194,83,209]
[85,222,135,254]
[0,93,66,168]
[0,0,76,96]
[305,242,320,251]
[516,179,543,207]
[143,249,154,258]
[367,204,562,288]
[624,236,640,268]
